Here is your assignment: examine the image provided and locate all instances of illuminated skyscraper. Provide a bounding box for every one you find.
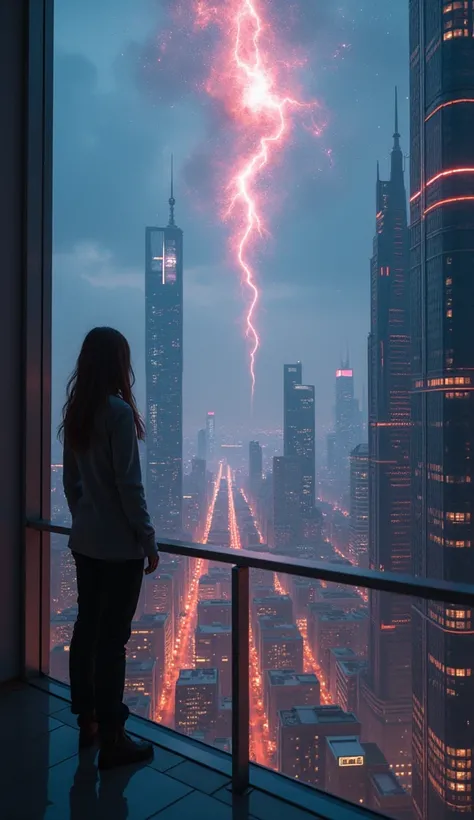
[206,411,215,462]
[349,444,369,567]
[283,362,303,450]
[360,98,412,790]
[283,364,316,513]
[409,6,474,818]
[145,162,183,536]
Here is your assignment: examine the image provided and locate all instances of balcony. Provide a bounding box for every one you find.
[25,519,474,820]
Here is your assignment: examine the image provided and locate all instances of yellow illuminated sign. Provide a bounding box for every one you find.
[338,756,364,767]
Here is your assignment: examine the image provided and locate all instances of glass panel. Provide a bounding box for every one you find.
[50,0,474,817]
[50,534,76,684]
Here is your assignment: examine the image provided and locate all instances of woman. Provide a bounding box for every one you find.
[60,327,159,770]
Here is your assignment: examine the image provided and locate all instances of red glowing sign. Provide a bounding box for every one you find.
[336,369,353,378]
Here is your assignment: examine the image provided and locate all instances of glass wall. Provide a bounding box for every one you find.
[50,1,474,818]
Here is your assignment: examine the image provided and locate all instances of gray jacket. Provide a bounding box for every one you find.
[63,394,157,561]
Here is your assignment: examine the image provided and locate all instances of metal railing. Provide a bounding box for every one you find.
[28,517,474,800]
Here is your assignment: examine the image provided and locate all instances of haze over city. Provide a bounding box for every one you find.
[52,0,408,441]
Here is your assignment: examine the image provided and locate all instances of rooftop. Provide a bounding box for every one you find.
[196,625,232,635]
[318,611,367,624]
[134,613,170,627]
[126,659,156,673]
[330,647,357,660]
[360,742,389,768]
[279,705,359,727]
[371,771,407,797]
[177,668,218,685]
[338,659,368,676]
[267,670,319,687]
[253,594,292,604]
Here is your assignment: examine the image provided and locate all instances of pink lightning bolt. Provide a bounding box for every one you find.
[194,0,324,399]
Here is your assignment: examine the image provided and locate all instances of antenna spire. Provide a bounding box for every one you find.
[393,86,400,149]
[168,154,176,226]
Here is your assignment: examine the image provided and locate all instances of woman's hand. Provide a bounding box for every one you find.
[145,552,159,575]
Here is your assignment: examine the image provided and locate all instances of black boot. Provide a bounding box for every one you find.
[78,712,99,749]
[98,727,154,770]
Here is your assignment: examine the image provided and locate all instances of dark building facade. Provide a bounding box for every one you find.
[283,364,316,513]
[197,428,206,461]
[145,174,183,536]
[361,99,412,792]
[272,456,304,551]
[409,3,474,818]
[249,440,263,497]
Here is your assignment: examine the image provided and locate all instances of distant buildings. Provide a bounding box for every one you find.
[145,171,183,536]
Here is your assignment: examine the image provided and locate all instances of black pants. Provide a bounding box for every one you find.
[69,551,144,730]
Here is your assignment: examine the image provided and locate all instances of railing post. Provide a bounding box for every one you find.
[231,565,250,794]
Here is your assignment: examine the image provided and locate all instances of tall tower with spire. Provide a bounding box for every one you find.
[145,158,183,535]
[359,90,412,788]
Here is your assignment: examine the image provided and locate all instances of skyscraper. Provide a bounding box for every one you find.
[145,163,183,536]
[283,362,303,452]
[283,364,316,513]
[334,363,362,507]
[410,6,474,818]
[206,411,216,463]
[360,97,412,789]
[349,444,369,567]
[249,440,263,497]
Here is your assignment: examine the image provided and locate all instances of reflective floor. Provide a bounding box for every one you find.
[0,682,328,820]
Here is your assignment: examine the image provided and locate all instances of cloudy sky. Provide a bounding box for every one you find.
[52,0,409,444]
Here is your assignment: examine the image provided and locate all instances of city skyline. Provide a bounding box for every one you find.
[51,0,408,436]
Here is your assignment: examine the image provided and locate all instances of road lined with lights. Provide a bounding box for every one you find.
[226,466,271,766]
[156,462,224,725]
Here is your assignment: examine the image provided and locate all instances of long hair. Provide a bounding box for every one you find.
[59,327,145,451]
